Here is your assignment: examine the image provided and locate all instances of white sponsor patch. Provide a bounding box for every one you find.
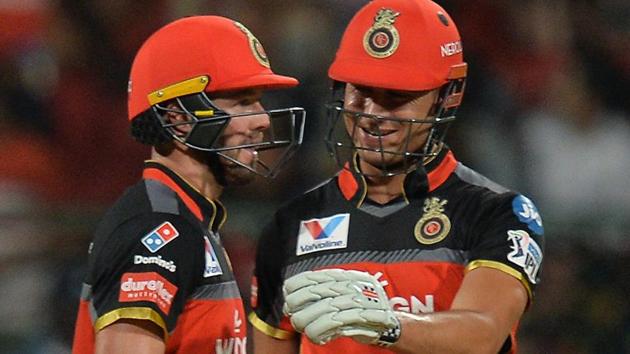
[141,221,179,253]
[440,40,463,57]
[296,214,350,256]
[204,236,223,278]
[507,230,543,284]
[134,255,176,272]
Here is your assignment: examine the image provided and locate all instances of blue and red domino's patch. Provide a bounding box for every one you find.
[142,221,179,253]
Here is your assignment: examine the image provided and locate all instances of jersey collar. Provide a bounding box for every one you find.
[337,147,458,206]
[142,161,226,232]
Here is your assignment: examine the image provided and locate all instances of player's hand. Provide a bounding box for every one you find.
[282,269,401,346]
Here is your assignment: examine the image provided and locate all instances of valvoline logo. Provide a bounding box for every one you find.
[303,215,346,240]
[141,221,179,253]
[296,214,349,256]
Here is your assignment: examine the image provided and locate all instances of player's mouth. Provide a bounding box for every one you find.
[356,125,400,149]
[236,147,258,166]
[244,148,258,160]
[361,126,396,138]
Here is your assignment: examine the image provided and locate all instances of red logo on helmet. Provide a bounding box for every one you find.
[373,32,390,48]
[363,8,400,58]
[235,21,270,68]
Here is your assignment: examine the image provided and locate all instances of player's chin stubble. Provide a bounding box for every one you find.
[219,153,257,186]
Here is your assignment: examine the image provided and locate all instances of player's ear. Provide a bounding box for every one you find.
[163,102,193,134]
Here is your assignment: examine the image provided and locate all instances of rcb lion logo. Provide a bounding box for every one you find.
[234,21,270,68]
[414,197,451,245]
[363,8,401,58]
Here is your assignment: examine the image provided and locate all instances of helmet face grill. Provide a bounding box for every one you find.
[325,76,465,177]
[153,92,230,151]
[151,92,305,178]
[214,107,306,178]
[325,104,444,177]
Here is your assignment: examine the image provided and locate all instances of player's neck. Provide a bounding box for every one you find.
[151,146,224,201]
[365,173,405,205]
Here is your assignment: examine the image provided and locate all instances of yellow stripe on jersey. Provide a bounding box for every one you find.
[248,311,295,340]
[95,307,167,340]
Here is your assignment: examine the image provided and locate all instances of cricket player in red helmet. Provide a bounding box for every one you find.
[250,1,544,354]
[325,0,466,176]
[128,16,305,183]
[72,16,304,354]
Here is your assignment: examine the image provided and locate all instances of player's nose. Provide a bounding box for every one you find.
[247,106,270,133]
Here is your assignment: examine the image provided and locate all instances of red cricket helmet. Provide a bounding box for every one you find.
[127,16,305,179]
[329,0,466,91]
[325,0,467,176]
[127,15,298,120]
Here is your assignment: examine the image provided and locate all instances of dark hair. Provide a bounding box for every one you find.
[130,110,173,146]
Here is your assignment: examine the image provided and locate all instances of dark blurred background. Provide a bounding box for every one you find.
[0,0,629,353]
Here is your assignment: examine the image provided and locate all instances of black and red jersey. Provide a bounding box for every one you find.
[73,161,246,354]
[249,148,544,354]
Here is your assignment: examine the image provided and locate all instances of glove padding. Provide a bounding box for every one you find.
[282,269,400,345]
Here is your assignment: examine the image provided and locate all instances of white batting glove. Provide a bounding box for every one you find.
[282,269,401,346]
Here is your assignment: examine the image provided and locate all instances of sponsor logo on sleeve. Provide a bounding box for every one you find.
[119,272,178,314]
[507,230,543,284]
[296,213,349,256]
[204,236,223,278]
[512,195,544,235]
[141,221,179,253]
[133,255,176,272]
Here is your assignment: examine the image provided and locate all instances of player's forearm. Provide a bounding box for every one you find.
[95,321,165,354]
[253,327,300,354]
[388,310,506,354]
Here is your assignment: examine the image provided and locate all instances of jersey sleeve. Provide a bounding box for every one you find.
[249,210,296,340]
[88,213,203,337]
[466,193,545,300]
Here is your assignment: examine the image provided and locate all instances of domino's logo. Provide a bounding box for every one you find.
[296,214,349,256]
[141,222,179,253]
